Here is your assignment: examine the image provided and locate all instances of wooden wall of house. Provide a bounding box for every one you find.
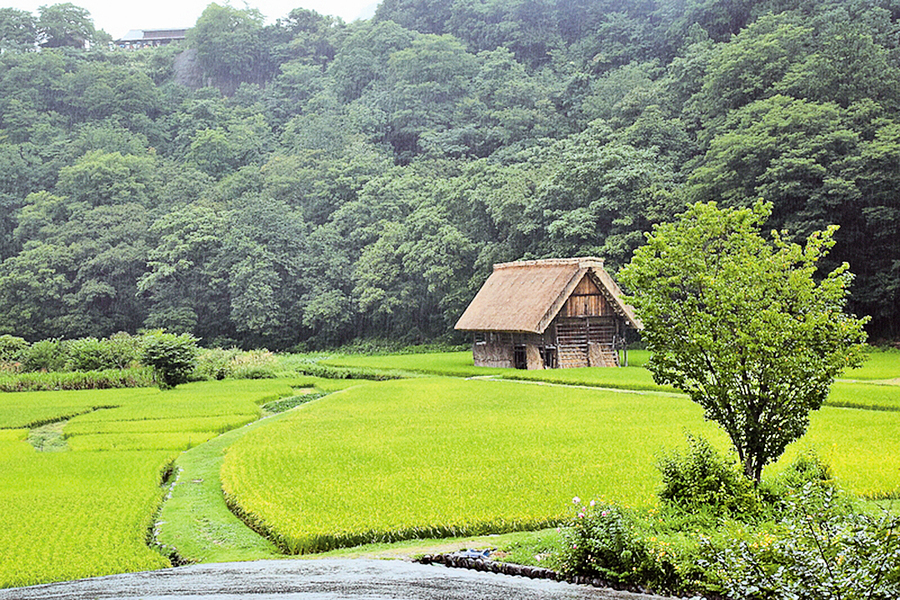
[554,316,620,368]
[472,332,551,369]
[526,344,544,370]
[561,275,615,318]
[473,339,514,368]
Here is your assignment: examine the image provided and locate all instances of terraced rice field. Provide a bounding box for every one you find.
[0,379,300,588]
[2,349,898,588]
[218,379,695,553]
[222,350,900,555]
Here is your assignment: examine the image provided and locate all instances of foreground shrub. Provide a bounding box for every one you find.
[556,498,649,585]
[657,433,759,516]
[705,484,900,599]
[141,331,199,389]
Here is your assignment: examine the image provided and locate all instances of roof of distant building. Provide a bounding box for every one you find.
[455,257,642,334]
[116,29,188,43]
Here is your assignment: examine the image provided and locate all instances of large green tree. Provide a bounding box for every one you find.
[618,201,868,482]
[37,3,96,49]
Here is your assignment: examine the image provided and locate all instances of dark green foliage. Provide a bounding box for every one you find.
[0,0,897,348]
[657,433,759,516]
[0,334,28,364]
[64,333,141,371]
[187,3,270,87]
[140,330,199,390]
[22,339,67,372]
[37,3,96,49]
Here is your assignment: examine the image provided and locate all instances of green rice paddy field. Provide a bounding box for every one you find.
[0,379,302,588]
[1,349,899,588]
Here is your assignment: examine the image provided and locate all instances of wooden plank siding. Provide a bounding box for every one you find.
[555,316,619,368]
[560,274,615,318]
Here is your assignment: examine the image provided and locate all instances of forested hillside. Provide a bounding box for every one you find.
[0,0,898,349]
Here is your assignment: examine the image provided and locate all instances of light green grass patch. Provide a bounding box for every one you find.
[0,387,154,429]
[155,414,301,563]
[64,415,257,435]
[222,376,900,556]
[841,348,900,380]
[826,381,900,411]
[323,350,666,391]
[221,378,722,554]
[776,406,900,498]
[0,444,173,588]
[0,428,26,443]
[67,431,221,451]
[501,364,672,392]
[155,377,383,564]
[322,351,498,377]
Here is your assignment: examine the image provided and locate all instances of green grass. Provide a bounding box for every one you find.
[0,379,300,588]
[0,387,152,429]
[221,377,900,556]
[153,414,288,564]
[154,377,376,565]
[220,378,724,554]
[501,364,673,392]
[826,380,900,411]
[842,348,900,380]
[323,349,897,399]
[2,349,898,586]
[777,406,900,498]
[0,440,172,587]
[321,350,668,391]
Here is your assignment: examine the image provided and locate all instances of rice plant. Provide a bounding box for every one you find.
[0,379,299,588]
[221,377,900,555]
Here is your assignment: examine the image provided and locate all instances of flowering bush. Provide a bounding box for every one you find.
[556,497,649,584]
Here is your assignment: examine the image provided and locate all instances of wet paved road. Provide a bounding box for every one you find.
[0,559,670,600]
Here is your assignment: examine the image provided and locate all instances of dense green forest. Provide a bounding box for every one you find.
[0,0,898,349]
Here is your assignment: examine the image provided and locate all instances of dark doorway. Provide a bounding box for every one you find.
[541,346,558,369]
[514,345,527,369]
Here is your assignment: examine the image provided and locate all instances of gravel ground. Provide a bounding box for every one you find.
[0,559,673,600]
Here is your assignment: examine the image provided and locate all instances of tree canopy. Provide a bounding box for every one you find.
[0,0,897,348]
[618,201,869,481]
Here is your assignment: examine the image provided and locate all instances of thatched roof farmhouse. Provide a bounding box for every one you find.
[455,257,641,369]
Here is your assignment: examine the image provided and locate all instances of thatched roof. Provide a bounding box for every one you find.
[455,257,642,334]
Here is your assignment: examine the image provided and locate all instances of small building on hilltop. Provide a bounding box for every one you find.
[455,257,642,369]
[114,29,188,50]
